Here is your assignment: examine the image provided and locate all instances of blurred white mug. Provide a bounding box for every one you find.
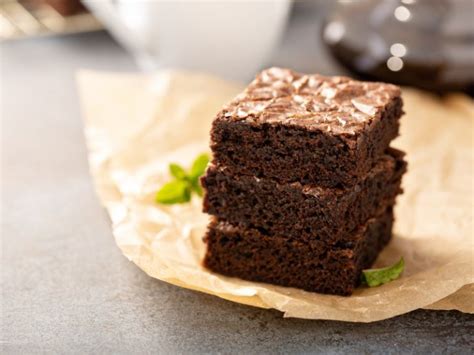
[83,0,291,80]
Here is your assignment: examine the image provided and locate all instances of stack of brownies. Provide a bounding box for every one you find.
[201,68,406,295]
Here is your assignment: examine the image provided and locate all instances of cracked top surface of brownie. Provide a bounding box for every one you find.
[219,67,401,135]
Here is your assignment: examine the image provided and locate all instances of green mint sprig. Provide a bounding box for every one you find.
[361,257,404,287]
[156,153,210,204]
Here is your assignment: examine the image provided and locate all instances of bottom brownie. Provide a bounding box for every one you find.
[203,208,393,296]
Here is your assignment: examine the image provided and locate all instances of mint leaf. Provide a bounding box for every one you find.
[156,153,209,205]
[169,163,187,180]
[156,180,191,204]
[191,179,203,197]
[361,257,404,287]
[189,153,210,181]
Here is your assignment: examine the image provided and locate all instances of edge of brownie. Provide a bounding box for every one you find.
[203,207,394,296]
[202,148,406,244]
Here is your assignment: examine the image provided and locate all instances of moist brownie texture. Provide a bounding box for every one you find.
[211,67,403,187]
[204,208,394,296]
[202,67,406,295]
[202,148,406,244]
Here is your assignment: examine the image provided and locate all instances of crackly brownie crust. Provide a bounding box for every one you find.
[202,148,406,244]
[210,67,403,187]
[203,208,394,296]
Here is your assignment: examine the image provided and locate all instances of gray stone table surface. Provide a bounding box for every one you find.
[1,5,473,354]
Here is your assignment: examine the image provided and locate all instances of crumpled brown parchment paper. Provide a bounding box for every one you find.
[77,70,474,322]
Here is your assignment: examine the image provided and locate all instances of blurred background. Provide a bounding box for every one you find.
[1,0,473,93]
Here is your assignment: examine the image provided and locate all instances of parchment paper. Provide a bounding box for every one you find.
[77,70,474,322]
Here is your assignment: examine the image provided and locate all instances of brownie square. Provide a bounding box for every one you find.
[210,67,403,187]
[202,148,406,244]
[204,208,394,296]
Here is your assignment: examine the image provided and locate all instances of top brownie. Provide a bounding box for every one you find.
[211,67,403,187]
